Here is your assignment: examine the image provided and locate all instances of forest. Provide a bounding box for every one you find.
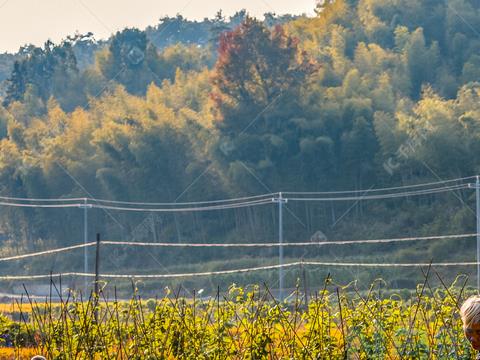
[0,0,480,290]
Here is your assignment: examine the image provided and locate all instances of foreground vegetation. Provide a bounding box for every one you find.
[0,274,475,359]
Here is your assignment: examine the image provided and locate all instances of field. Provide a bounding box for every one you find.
[0,274,475,359]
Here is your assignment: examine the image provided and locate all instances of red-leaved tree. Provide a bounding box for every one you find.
[211,16,315,133]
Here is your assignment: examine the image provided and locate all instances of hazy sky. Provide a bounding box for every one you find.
[0,0,316,53]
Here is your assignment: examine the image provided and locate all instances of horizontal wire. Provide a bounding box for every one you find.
[0,233,473,262]
[284,176,476,195]
[0,202,84,208]
[0,193,275,206]
[91,198,274,212]
[89,193,277,206]
[0,184,464,210]
[301,261,480,268]
[0,195,86,202]
[0,175,475,206]
[0,199,273,211]
[102,233,476,248]
[287,184,469,202]
[51,184,467,211]
[0,260,478,280]
[0,273,92,280]
[0,242,96,262]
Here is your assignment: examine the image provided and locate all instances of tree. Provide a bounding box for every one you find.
[3,62,26,106]
[211,17,315,133]
[3,40,79,110]
[97,28,154,95]
[229,10,248,28]
[97,28,209,95]
[404,28,440,98]
[210,16,320,193]
[209,10,230,47]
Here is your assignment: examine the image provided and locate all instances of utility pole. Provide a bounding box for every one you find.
[468,176,480,290]
[274,192,288,301]
[79,198,93,293]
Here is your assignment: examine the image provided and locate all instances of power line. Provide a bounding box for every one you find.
[89,193,276,206]
[284,176,475,195]
[101,233,475,248]
[0,176,476,285]
[0,260,477,280]
[0,273,90,280]
[0,175,474,206]
[0,242,96,262]
[95,261,480,278]
[0,184,465,209]
[63,184,470,212]
[0,198,273,211]
[287,184,469,202]
[0,202,83,208]
[0,195,85,202]
[91,198,274,212]
[0,233,471,263]
[0,192,275,206]
[301,261,480,268]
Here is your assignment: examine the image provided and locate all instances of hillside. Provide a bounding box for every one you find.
[0,0,479,291]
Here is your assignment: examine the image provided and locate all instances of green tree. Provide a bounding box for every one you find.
[3,40,80,110]
[404,28,440,98]
[97,28,161,95]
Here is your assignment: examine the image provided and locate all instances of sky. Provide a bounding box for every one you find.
[0,0,316,53]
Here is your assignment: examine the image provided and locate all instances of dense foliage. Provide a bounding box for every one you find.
[0,0,480,283]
